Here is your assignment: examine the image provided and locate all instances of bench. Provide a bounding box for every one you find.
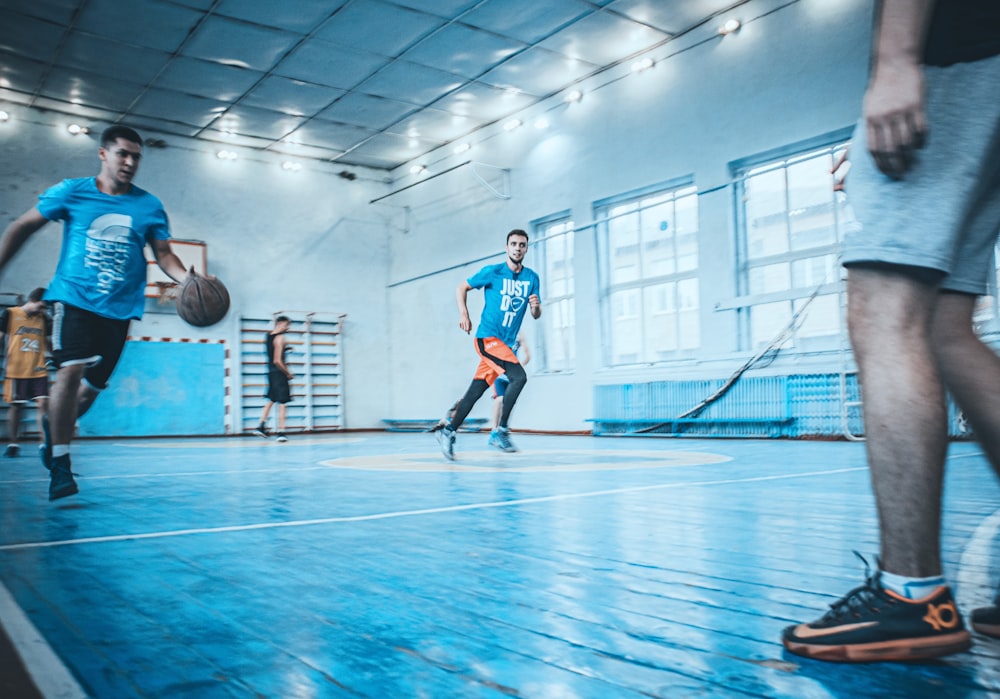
[586,417,794,438]
[382,418,489,433]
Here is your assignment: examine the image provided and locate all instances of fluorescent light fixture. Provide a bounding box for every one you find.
[453,142,471,154]
[631,57,654,72]
[719,18,741,35]
[564,90,583,104]
[66,123,88,135]
[280,161,301,171]
[533,117,550,130]
[410,164,426,175]
[503,118,522,132]
[216,150,238,160]
[0,110,9,122]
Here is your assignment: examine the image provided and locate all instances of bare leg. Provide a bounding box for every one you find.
[33,396,48,443]
[847,266,948,577]
[491,396,502,430]
[48,365,86,447]
[277,403,287,432]
[931,292,1000,479]
[259,401,273,426]
[7,402,22,444]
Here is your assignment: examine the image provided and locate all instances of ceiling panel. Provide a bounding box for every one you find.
[314,0,445,57]
[75,0,203,53]
[479,47,599,96]
[539,10,671,66]
[241,76,345,117]
[214,0,348,34]
[317,92,419,130]
[274,39,389,91]
[0,0,735,171]
[403,23,527,79]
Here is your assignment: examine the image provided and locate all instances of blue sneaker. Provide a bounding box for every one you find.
[436,426,455,461]
[48,454,78,501]
[489,427,517,453]
[40,414,52,471]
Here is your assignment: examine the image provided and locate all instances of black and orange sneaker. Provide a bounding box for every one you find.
[783,559,972,662]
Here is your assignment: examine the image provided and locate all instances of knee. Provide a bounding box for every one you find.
[506,365,527,390]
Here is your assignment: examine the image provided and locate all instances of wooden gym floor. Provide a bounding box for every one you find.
[0,432,998,698]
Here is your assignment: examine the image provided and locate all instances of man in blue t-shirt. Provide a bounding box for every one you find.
[0,125,190,500]
[783,0,1000,661]
[436,229,541,460]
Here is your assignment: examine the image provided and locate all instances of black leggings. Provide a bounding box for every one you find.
[449,343,527,431]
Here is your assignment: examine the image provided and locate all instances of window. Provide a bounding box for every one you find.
[736,135,852,351]
[596,181,700,366]
[533,214,575,372]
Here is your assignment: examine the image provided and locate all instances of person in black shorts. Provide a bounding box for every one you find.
[0,288,51,459]
[254,315,293,442]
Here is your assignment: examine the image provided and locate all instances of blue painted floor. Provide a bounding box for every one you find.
[0,433,998,698]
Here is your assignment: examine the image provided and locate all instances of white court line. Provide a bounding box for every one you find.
[0,581,88,699]
[0,466,866,552]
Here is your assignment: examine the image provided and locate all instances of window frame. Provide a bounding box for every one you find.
[594,176,701,367]
[531,211,576,374]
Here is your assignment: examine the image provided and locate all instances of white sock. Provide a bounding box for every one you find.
[52,445,70,458]
[880,570,946,600]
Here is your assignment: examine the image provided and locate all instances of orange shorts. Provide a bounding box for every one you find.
[473,337,519,386]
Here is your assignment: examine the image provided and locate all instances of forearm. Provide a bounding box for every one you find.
[872,0,935,71]
[156,252,190,284]
[0,211,47,275]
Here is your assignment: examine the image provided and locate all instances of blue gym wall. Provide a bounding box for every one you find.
[76,341,226,437]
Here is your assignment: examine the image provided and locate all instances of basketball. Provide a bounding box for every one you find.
[176,269,230,327]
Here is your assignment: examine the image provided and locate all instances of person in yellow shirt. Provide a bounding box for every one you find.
[0,288,51,458]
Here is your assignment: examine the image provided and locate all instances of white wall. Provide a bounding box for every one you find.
[0,114,393,429]
[385,0,873,431]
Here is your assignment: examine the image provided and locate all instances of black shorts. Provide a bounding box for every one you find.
[266,371,291,404]
[50,301,130,390]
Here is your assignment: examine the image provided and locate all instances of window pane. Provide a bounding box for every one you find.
[610,288,642,364]
[750,301,792,348]
[791,254,836,288]
[677,277,700,350]
[609,208,640,284]
[644,283,677,357]
[543,297,576,371]
[642,199,675,278]
[675,192,699,272]
[748,262,790,295]
[796,293,839,339]
[745,169,788,259]
[788,155,837,250]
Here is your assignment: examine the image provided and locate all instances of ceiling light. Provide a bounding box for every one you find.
[631,57,655,72]
[216,150,238,160]
[503,118,522,132]
[719,19,741,35]
[0,110,9,122]
[408,138,420,149]
[453,142,471,155]
[410,164,426,175]
[280,161,301,172]
[66,123,88,135]
[533,117,549,130]
[564,90,583,104]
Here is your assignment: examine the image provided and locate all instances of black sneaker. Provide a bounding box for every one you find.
[783,557,972,662]
[49,454,78,501]
[971,588,1000,638]
[253,424,269,438]
[4,444,19,458]
[275,433,288,443]
[40,414,52,471]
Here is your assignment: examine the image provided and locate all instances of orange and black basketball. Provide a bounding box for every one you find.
[176,269,230,327]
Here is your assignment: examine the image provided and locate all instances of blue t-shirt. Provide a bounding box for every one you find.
[467,262,540,347]
[36,177,170,320]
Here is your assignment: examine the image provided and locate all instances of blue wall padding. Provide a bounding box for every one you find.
[79,341,226,437]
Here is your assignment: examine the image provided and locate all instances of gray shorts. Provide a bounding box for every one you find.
[841,52,1000,294]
